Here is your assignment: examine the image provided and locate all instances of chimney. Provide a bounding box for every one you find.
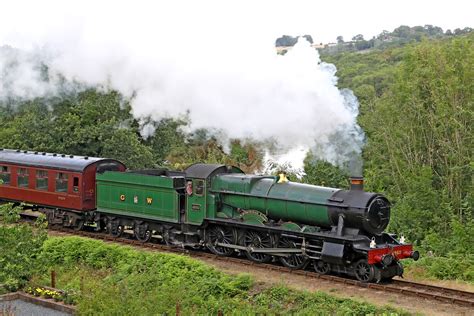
[350,176,364,191]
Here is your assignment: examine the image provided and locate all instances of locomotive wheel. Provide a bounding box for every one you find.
[134,223,152,243]
[313,260,331,274]
[107,220,124,238]
[206,226,235,256]
[278,237,307,269]
[243,230,273,263]
[354,259,375,282]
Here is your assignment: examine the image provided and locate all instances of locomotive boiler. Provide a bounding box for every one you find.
[211,173,391,236]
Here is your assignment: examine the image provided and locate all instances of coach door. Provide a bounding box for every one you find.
[185,178,206,224]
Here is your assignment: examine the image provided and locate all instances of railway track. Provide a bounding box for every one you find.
[48,225,474,308]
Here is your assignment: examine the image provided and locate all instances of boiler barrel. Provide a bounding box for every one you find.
[212,175,336,227]
[211,174,390,235]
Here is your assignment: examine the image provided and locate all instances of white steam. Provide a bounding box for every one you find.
[0,1,364,172]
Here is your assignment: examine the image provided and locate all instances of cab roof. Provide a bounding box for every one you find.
[185,163,243,179]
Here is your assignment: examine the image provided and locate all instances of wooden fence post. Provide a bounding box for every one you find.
[51,270,56,288]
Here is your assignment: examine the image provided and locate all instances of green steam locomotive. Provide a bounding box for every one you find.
[95,163,419,283]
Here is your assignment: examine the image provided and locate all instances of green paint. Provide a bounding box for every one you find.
[185,178,207,224]
[96,171,182,222]
[212,174,337,227]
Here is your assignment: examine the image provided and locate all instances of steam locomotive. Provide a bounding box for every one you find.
[0,149,419,282]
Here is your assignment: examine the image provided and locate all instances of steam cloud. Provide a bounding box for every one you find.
[0,2,364,173]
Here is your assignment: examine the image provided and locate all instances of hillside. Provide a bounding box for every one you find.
[320,32,473,281]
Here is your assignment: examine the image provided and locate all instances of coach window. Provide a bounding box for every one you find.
[73,177,79,193]
[195,180,205,196]
[0,166,11,185]
[36,170,48,190]
[17,168,29,188]
[55,172,69,193]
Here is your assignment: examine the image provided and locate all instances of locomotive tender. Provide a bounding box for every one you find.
[0,149,419,283]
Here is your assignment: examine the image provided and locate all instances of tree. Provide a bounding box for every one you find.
[361,36,473,242]
[0,89,157,169]
[302,153,349,188]
[275,35,298,47]
[143,117,188,165]
[392,25,411,38]
[302,34,314,44]
[229,139,263,173]
[336,36,344,44]
[102,129,155,169]
[352,34,364,41]
[376,30,391,41]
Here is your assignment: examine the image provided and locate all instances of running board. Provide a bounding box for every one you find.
[216,243,303,254]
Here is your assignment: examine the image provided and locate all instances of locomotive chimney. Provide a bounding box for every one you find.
[350,176,364,191]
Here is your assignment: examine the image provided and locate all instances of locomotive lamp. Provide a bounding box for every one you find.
[370,237,376,248]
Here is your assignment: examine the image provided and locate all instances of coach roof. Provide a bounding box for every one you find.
[0,149,123,172]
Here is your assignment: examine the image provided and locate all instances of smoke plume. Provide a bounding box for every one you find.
[0,1,365,173]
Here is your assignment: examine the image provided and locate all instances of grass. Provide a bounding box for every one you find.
[27,236,411,315]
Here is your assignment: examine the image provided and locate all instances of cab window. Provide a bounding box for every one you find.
[195,180,205,196]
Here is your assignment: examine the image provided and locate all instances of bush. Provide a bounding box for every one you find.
[0,204,47,291]
[405,255,474,282]
[37,237,408,315]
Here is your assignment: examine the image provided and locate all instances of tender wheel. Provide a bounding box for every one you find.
[278,237,307,269]
[206,226,235,256]
[243,230,273,263]
[313,260,331,274]
[107,220,124,238]
[354,259,375,282]
[134,223,152,242]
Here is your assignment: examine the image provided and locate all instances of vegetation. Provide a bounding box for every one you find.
[321,32,473,281]
[323,24,473,54]
[0,203,47,292]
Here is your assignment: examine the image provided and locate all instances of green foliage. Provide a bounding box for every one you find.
[323,24,472,55]
[143,117,188,165]
[302,153,349,188]
[0,202,21,223]
[35,237,407,315]
[0,90,156,169]
[251,285,407,315]
[405,254,474,282]
[328,33,474,281]
[0,204,47,291]
[229,139,263,173]
[362,36,473,223]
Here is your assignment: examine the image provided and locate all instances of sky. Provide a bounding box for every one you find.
[0,0,472,46]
